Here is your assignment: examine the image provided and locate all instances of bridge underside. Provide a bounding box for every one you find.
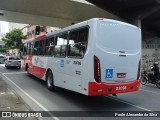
[0,0,120,27]
[86,0,160,36]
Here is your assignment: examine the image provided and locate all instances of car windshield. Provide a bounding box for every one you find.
[9,57,20,60]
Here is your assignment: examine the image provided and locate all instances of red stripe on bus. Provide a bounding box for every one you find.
[32,66,46,78]
[88,80,140,96]
[35,34,46,40]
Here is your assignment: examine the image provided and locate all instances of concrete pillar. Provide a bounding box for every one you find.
[132,19,141,28]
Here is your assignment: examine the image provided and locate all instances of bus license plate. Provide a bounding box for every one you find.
[116,86,127,91]
[117,73,126,78]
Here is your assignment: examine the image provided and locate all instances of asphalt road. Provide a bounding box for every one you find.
[0,64,160,120]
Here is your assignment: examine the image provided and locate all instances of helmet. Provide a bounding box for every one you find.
[154,62,159,65]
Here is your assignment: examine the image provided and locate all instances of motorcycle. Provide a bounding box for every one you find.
[141,68,160,88]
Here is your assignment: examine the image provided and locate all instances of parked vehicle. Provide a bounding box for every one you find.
[5,56,21,69]
[0,56,5,64]
[141,70,160,88]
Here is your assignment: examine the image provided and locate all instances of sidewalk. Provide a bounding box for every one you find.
[0,75,38,120]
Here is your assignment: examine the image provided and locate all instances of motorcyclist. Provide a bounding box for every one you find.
[151,62,160,81]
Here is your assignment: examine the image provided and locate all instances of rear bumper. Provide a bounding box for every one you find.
[88,80,140,96]
[6,64,21,67]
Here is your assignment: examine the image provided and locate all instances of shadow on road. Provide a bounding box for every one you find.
[27,75,137,111]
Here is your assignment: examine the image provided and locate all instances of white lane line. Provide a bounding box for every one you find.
[105,96,152,111]
[0,64,5,67]
[140,89,160,95]
[0,73,59,120]
[3,72,27,75]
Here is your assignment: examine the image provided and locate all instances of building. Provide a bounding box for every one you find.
[9,22,27,31]
[22,25,60,39]
[0,21,9,50]
[0,21,9,39]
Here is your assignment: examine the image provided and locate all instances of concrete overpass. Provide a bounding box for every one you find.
[86,0,160,37]
[0,0,121,27]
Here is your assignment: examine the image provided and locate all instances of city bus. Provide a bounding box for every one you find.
[22,18,141,96]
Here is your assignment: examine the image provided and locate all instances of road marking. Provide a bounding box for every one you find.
[2,66,159,117]
[105,96,152,111]
[0,64,5,67]
[0,73,59,120]
[107,95,160,115]
[3,72,27,75]
[140,88,160,95]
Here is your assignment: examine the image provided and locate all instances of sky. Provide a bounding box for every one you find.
[0,21,9,38]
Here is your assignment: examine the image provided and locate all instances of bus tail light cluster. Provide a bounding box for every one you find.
[94,55,101,83]
[137,59,141,80]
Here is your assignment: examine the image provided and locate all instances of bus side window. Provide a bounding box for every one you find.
[26,43,29,55]
[34,41,39,55]
[68,27,88,58]
[22,45,27,56]
[31,42,35,55]
[38,39,45,56]
[54,34,67,57]
[28,43,33,55]
[45,39,49,55]
[45,37,54,56]
[78,28,88,56]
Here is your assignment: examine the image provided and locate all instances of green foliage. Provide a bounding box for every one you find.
[2,28,26,49]
[0,48,7,53]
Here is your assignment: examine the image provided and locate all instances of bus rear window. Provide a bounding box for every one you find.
[97,22,140,51]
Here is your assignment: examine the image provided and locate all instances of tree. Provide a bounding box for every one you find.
[2,28,26,49]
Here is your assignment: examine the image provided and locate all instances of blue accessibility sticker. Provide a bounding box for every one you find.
[106,69,113,78]
[60,60,64,67]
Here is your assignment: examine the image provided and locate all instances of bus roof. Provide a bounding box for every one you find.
[23,18,139,43]
[46,18,139,37]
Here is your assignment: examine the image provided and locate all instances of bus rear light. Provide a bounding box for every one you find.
[94,55,101,83]
[137,59,141,80]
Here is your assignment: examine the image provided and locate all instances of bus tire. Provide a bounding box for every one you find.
[156,80,160,89]
[46,71,55,91]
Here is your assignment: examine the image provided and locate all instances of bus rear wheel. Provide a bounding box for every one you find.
[46,71,55,91]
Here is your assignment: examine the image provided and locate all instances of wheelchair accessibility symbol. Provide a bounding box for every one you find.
[106,69,113,78]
